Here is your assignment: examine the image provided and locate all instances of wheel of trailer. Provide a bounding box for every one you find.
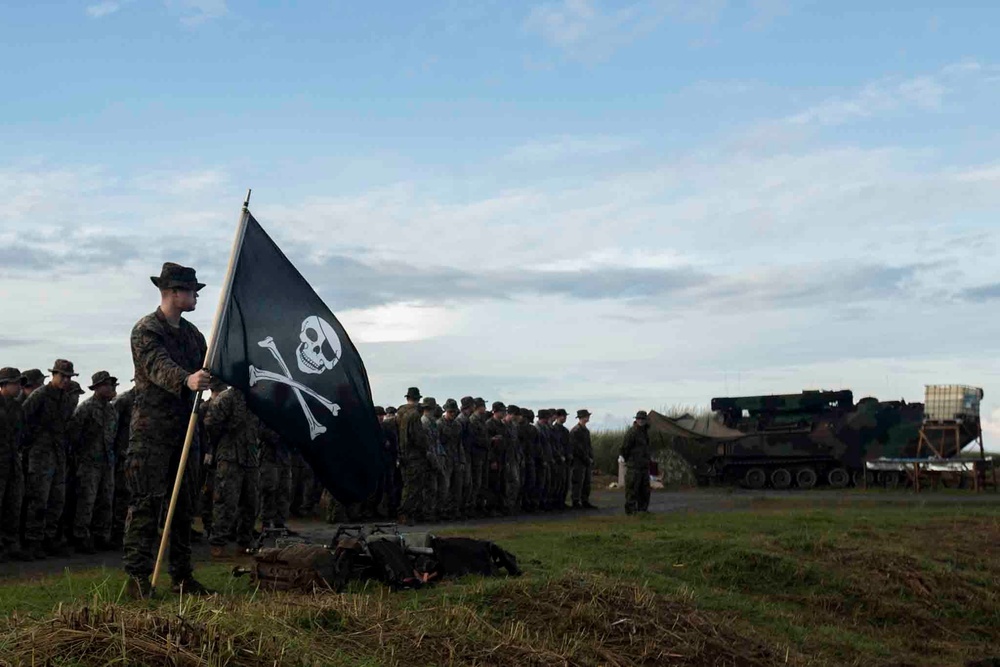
[770,468,792,490]
[851,469,873,488]
[743,467,767,489]
[881,471,901,489]
[827,467,849,489]
[795,467,818,489]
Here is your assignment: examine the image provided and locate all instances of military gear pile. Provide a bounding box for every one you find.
[237,524,520,593]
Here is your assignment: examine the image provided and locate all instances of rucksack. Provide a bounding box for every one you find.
[243,543,344,592]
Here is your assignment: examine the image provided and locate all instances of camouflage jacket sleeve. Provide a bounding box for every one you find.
[19,386,44,444]
[620,426,635,460]
[203,389,233,443]
[131,318,194,398]
[570,426,591,464]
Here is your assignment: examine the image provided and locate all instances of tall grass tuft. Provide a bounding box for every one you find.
[591,404,712,475]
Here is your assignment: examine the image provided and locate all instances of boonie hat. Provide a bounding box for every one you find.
[150,262,205,291]
[88,370,119,391]
[49,359,78,377]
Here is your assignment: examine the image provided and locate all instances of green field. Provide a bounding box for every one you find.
[0,498,997,666]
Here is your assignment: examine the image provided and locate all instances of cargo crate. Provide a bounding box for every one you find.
[923,385,983,422]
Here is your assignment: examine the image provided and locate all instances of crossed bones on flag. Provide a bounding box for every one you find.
[249,335,341,440]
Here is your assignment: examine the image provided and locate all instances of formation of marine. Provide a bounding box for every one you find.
[0,367,616,559]
[0,262,654,597]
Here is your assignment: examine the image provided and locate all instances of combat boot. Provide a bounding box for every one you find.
[171,576,214,596]
[126,576,152,600]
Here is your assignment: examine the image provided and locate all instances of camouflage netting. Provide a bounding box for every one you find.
[653,445,698,487]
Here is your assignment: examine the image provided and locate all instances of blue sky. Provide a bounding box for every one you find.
[2,1,1000,437]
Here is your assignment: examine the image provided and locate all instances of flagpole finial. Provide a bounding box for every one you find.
[244,189,252,210]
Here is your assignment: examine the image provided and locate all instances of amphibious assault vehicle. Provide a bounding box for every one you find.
[649,389,981,489]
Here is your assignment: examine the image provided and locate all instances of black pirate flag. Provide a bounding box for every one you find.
[209,212,382,503]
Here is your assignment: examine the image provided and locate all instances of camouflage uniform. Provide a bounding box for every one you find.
[69,394,118,545]
[620,420,651,514]
[110,389,134,545]
[422,410,445,520]
[570,420,593,506]
[397,400,432,521]
[551,417,571,507]
[439,411,465,519]
[22,382,76,545]
[536,415,554,509]
[0,385,25,555]
[506,412,524,513]
[258,424,292,529]
[124,307,206,581]
[204,387,260,549]
[485,412,509,513]
[196,394,216,534]
[467,407,490,514]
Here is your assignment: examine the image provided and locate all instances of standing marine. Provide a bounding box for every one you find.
[0,368,26,561]
[396,387,430,524]
[570,409,596,509]
[68,371,119,553]
[204,385,261,556]
[124,262,212,598]
[439,399,466,520]
[21,359,78,559]
[109,384,135,548]
[620,410,652,514]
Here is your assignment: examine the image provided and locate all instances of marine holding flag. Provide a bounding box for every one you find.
[124,263,213,599]
[209,213,383,506]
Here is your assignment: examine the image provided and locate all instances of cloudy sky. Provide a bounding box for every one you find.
[2,1,999,435]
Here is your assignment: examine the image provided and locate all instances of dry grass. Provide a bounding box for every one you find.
[0,575,802,667]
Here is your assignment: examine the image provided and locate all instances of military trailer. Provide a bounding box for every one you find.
[649,388,980,489]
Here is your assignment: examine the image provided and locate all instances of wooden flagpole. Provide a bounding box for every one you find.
[150,189,252,591]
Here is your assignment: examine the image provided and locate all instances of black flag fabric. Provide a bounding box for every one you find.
[210,212,382,503]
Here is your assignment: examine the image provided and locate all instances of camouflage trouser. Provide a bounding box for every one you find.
[111,461,129,541]
[209,461,259,548]
[199,463,215,532]
[571,461,591,505]
[537,462,550,508]
[565,463,573,504]
[73,461,114,541]
[448,461,466,518]
[0,449,24,548]
[399,456,434,521]
[521,457,536,509]
[547,462,562,506]
[437,456,452,517]
[503,461,521,514]
[24,445,66,542]
[469,449,488,512]
[123,443,197,580]
[259,461,292,528]
[624,463,651,514]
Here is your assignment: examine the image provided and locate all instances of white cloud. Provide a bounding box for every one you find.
[785,60,997,127]
[167,0,228,25]
[504,135,638,162]
[86,1,122,18]
[133,168,228,194]
[523,0,676,61]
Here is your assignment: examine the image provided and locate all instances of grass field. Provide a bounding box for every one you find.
[0,497,997,666]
